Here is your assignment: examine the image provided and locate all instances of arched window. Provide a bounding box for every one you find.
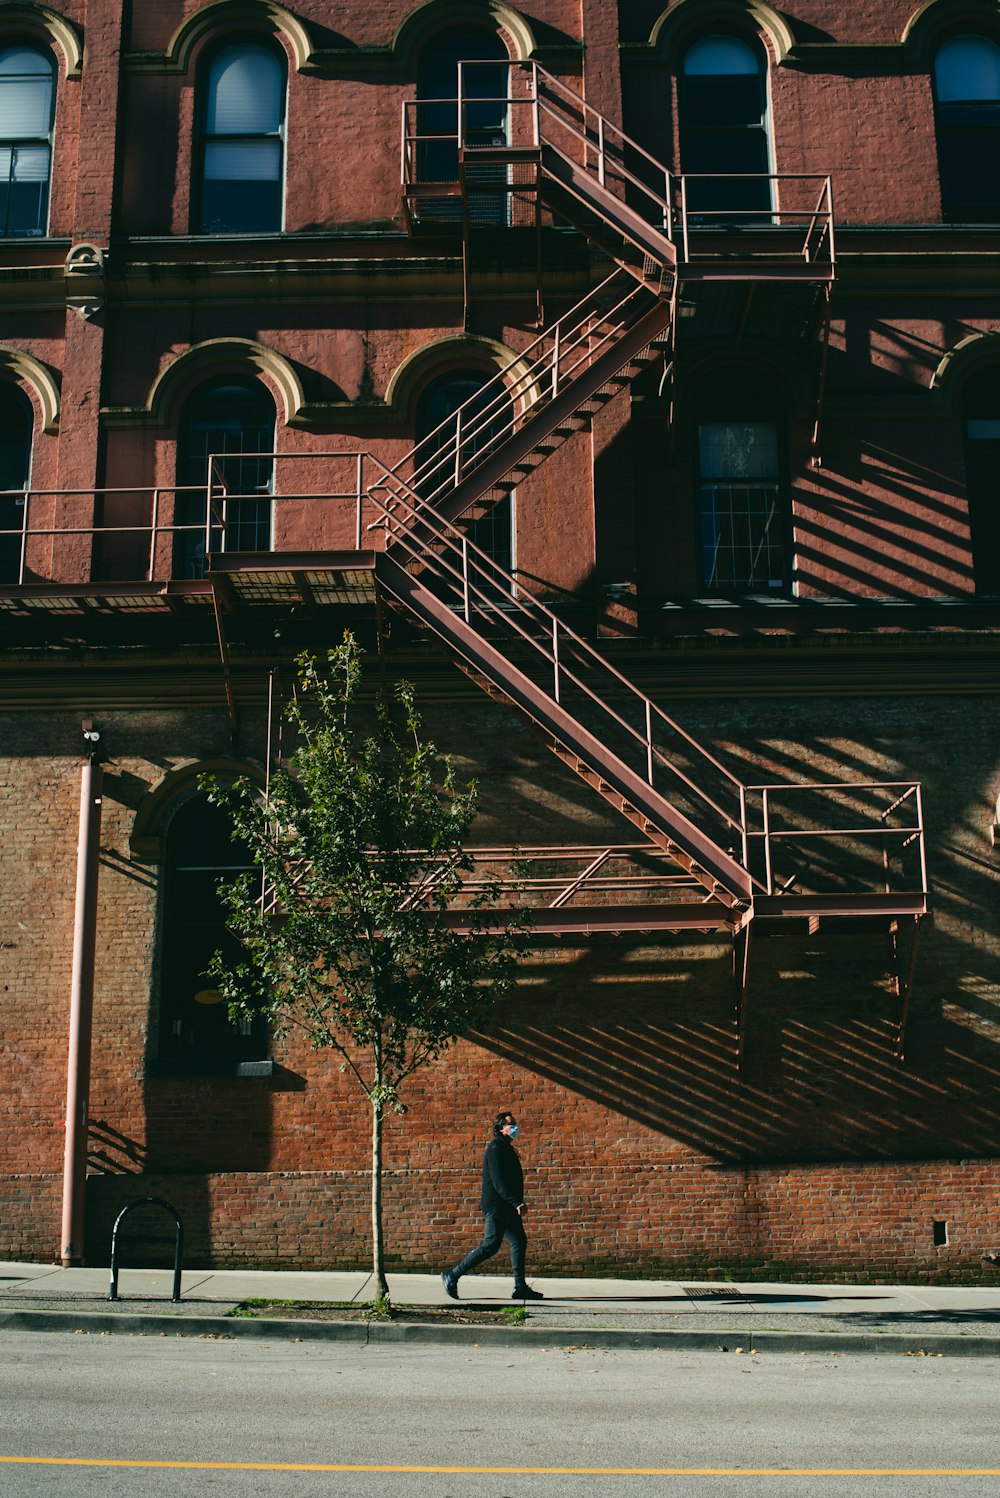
[0,44,55,237]
[679,34,772,219]
[933,35,1000,222]
[694,377,787,593]
[174,379,276,579]
[415,368,514,582]
[0,382,32,583]
[196,41,285,234]
[158,793,268,1060]
[962,367,1000,594]
[416,27,509,223]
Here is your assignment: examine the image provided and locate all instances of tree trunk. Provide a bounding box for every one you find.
[371,1089,388,1300]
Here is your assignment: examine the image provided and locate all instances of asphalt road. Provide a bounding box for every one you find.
[0,1331,998,1497]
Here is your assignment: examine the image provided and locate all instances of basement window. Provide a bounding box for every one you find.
[156,792,268,1062]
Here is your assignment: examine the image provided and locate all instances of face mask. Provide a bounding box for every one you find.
[506,1124,520,1139]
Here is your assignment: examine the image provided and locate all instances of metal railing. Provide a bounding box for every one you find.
[376,269,658,532]
[677,173,835,269]
[745,781,927,900]
[362,465,753,868]
[402,61,835,273]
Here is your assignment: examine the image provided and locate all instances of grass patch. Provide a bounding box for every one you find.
[226,1298,523,1326]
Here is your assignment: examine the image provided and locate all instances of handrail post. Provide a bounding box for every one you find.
[356,454,364,550]
[454,407,463,486]
[762,788,773,895]
[149,489,159,581]
[680,176,690,262]
[18,489,29,584]
[645,699,654,785]
[462,535,470,622]
[740,784,749,873]
[531,61,540,147]
[552,321,561,397]
[597,114,605,188]
[552,617,561,704]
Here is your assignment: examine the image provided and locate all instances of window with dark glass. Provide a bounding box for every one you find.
[933,35,1000,222]
[0,44,54,237]
[415,368,514,583]
[0,382,32,583]
[158,793,267,1060]
[416,28,509,223]
[963,367,1000,594]
[697,418,786,593]
[679,34,772,219]
[197,42,285,234]
[174,379,275,580]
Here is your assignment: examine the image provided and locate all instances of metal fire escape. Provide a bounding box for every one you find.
[0,64,927,1057]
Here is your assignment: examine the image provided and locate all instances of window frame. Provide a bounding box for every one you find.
[174,376,277,580]
[0,39,56,239]
[693,400,790,597]
[932,32,1000,224]
[0,379,33,583]
[677,30,774,221]
[155,789,270,1064]
[193,36,287,236]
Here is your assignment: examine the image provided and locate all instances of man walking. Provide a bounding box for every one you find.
[442,1110,543,1302]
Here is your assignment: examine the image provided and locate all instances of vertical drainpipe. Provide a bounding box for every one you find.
[60,748,104,1266]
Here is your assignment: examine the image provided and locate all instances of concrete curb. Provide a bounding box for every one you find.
[2,1308,1000,1357]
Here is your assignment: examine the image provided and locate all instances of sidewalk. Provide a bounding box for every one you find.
[2,1261,999,1356]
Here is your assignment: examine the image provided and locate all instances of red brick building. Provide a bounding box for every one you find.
[1,0,998,1280]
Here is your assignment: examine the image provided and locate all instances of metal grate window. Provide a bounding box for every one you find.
[698,421,785,592]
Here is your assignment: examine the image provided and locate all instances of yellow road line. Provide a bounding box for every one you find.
[1,1458,999,1476]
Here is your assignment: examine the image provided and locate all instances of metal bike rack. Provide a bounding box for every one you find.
[108,1195,184,1302]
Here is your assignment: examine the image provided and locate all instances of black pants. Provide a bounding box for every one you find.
[451,1207,527,1285]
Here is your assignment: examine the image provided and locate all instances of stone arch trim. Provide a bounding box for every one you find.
[0,2,83,79]
[931,331,1000,412]
[144,338,306,430]
[392,0,537,67]
[0,345,60,432]
[130,757,264,862]
[385,333,542,421]
[648,0,796,63]
[144,0,315,73]
[903,0,1000,59]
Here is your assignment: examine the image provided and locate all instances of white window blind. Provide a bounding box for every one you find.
[207,47,283,135]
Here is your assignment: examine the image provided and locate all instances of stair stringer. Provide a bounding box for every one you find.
[411,296,673,536]
[375,552,754,909]
[535,141,677,281]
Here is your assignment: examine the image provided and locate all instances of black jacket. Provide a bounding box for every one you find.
[480,1135,524,1213]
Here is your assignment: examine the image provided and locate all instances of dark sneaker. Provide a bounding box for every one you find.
[982,1251,1000,1266]
[441,1271,459,1299]
[513,1285,544,1301]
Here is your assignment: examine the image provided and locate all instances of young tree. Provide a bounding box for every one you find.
[203,635,524,1298]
